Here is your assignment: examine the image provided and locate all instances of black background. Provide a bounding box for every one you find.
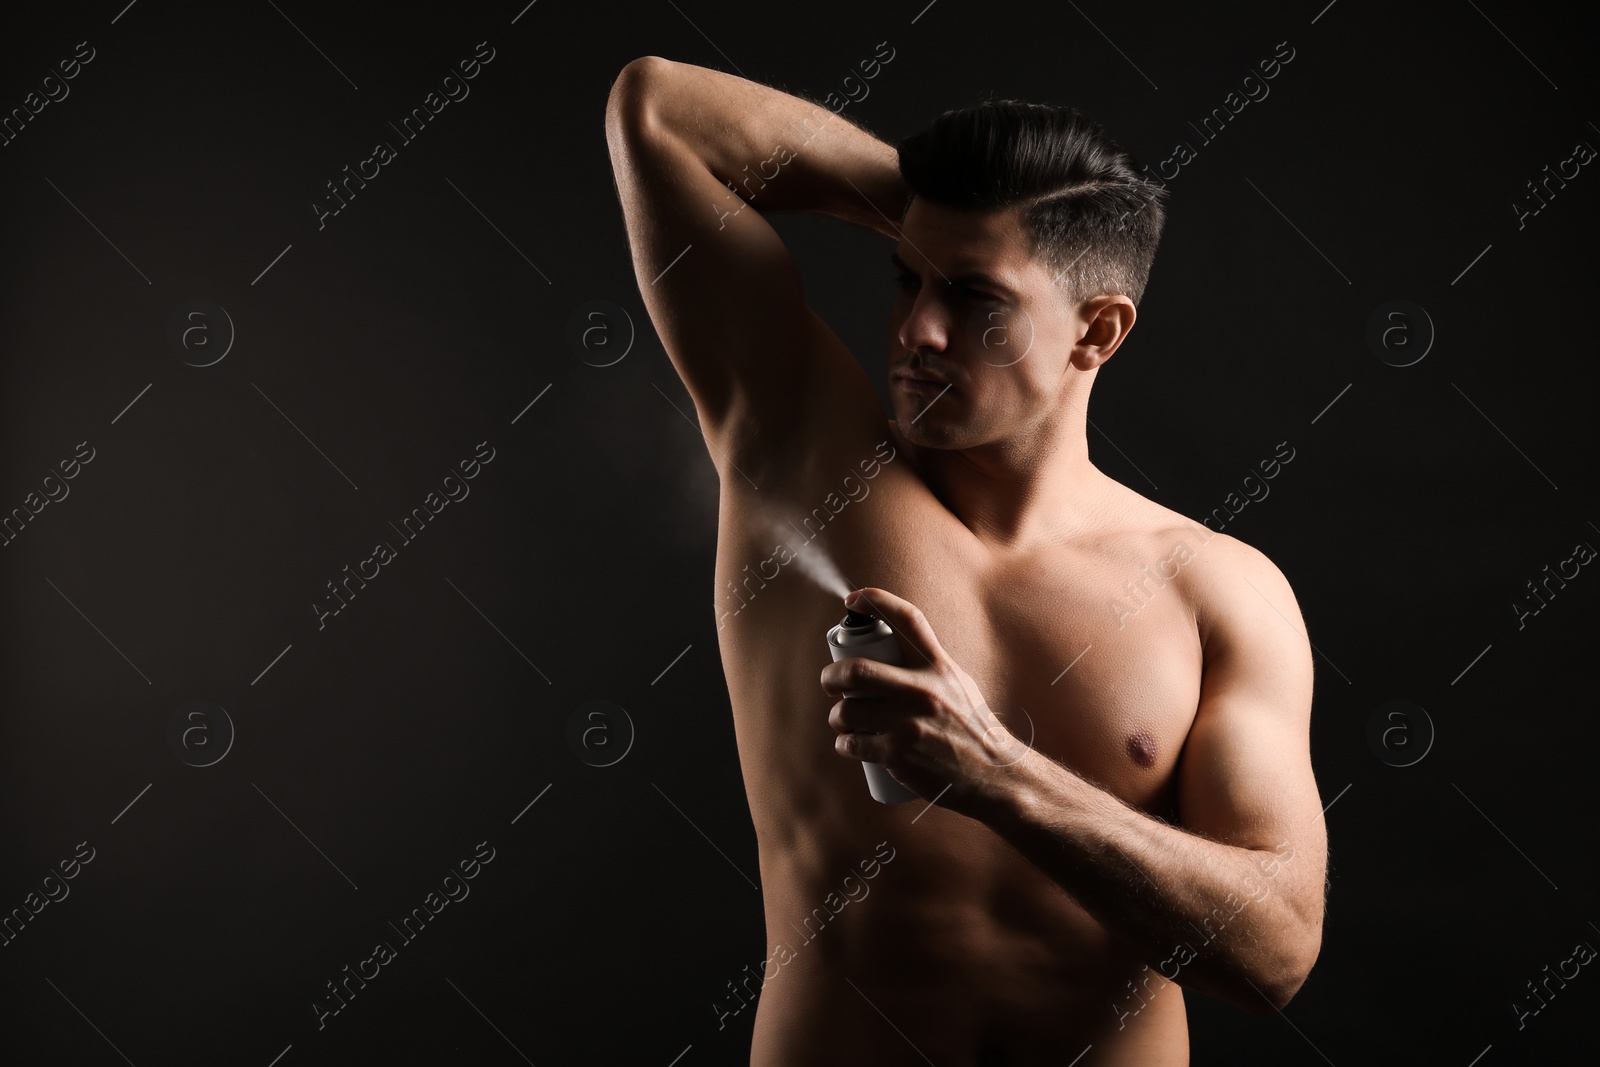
[2,1,1597,1064]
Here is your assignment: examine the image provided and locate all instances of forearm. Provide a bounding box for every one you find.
[611,56,906,237]
[978,748,1315,1013]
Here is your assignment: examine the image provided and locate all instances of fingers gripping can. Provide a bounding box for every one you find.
[826,608,920,804]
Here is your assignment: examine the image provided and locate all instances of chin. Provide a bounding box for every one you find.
[893,409,961,448]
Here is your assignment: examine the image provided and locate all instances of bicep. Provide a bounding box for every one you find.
[605,58,814,457]
[1176,543,1326,912]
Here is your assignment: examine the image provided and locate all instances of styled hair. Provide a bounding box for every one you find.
[896,99,1167,309]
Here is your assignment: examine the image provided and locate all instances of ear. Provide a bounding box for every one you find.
[1069,295,1136,371]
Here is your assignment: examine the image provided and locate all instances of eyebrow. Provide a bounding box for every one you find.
[889,252,1019,299]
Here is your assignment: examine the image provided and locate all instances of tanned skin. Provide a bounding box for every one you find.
[606,56,1327,1066]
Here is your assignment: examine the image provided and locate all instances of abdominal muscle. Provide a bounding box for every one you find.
[726,742,1190,1067]
[743,821,1192,1066]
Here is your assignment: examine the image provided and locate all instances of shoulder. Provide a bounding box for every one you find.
[1122,510,1320,732]
[1107,485,1305,650]
[1179,528,1311,687]
[1092,483,1222,578]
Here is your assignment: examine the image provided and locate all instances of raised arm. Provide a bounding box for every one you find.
[604,56,905,479]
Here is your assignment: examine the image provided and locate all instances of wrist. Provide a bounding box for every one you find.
[965,743,1047,829]
[857,147,908,238]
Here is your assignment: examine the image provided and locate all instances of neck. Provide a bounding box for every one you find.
[908,390,1108,553]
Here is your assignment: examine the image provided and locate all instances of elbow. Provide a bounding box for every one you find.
[606,55,673,140]
[1245,922,1322,1013]
[1249,968,1306,1015]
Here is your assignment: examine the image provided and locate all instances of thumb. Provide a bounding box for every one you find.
[844,587,946,669]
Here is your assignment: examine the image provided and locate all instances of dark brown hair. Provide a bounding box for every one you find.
[897,100,1168,308]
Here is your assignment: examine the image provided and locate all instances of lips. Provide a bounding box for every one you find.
[892,368,948,386]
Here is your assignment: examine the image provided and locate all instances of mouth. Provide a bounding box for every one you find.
[892,368,950,388]
[893,374,950,397]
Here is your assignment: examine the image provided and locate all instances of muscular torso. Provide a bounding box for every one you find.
[712,417,1216,1066]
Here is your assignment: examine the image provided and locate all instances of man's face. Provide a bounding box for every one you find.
[887,198,1079,450]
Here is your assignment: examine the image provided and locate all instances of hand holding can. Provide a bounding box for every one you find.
[825,607,920,804]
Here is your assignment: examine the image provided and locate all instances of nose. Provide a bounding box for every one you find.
[896,288,950,356]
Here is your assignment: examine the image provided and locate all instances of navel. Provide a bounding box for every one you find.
[1126,730,1158,768]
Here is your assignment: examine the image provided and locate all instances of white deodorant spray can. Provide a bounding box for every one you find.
[826,607,920,804]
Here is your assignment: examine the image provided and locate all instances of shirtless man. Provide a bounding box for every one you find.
[605,56,1327,1066]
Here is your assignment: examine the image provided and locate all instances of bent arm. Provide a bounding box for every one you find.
[620,56,908,236]
[975,542,1326,1014]
[983,755,1319,1014]
[604,56,904,474]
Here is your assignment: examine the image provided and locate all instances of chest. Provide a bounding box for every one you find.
[894,540,1204,814]
[718,464,1206,815]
